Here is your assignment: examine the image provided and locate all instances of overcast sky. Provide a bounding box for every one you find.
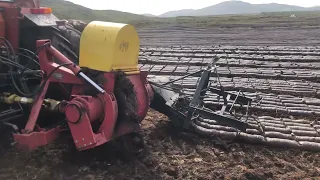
[66,0,320,15]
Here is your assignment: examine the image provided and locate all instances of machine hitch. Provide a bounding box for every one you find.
[10,40,152,151]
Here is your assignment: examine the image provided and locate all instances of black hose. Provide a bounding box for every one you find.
[0,56,28,69]
[0,37,49,96]
[20,42,50,75]
[0,37,31,93]
[11,62,73,97]
[16,48,40,66]
[0,38,15,57]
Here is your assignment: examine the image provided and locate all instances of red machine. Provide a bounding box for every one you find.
[0,0,154,151]
[12,39,153,151]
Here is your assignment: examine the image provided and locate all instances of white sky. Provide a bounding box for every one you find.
[66,0,320,15]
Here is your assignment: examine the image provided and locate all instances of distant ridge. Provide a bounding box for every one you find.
[159,0,320,17]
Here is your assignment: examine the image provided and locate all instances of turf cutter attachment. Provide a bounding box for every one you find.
[149,63,253,133]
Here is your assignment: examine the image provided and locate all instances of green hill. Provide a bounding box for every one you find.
[40,0,152,23]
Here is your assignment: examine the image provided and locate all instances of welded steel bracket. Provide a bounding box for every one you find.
[183,65,252,131]
[149,63,252,131]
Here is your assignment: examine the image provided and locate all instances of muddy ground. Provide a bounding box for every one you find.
[0,109,319,180]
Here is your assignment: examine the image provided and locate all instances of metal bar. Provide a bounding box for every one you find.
[220,94,231,114]
[212,66,223,91]
[245,101,251,122]
[79,72,105,94]
[24,80,50,133]
[209,87,252,104]
[0,114,23,123]
[189,70,211,107]
[0,103,24,123]
[0,93,63,112]
[190,106,248,131]
[229,91,241,112]
[0,109,22,119]
[47,45,81,74]
[184,69,211,128]
[162,70,203,86]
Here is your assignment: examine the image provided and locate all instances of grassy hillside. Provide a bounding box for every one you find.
[40,0,152,23]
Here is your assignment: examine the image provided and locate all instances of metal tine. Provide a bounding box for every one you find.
[220,94,231,114]
[229,90,241,113]
[244,101,251,122]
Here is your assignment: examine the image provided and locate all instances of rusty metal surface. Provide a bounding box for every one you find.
[140,45,320,151]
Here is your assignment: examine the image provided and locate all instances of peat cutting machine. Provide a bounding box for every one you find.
[0,0,253,153]
[0,0,155,152]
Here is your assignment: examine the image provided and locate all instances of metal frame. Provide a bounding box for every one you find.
[150,64,252,131]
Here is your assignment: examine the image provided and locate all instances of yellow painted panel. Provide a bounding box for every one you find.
[79,21,140,73]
